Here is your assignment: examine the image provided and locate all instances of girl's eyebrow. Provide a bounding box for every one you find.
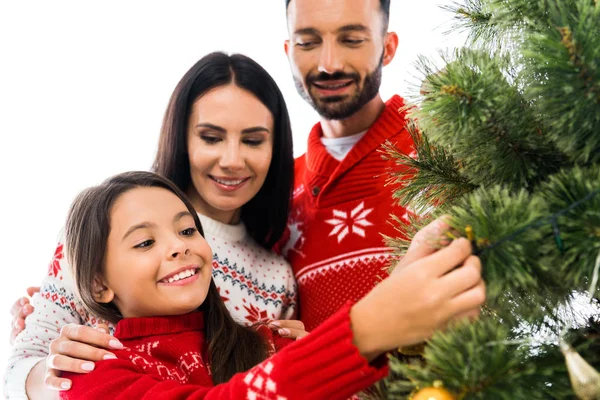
[122,222,156,241]
[121,211,193,241]
[173,211,193,222]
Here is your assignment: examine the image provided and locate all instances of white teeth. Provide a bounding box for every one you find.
[163,268,197,283]
[214,177,244,186]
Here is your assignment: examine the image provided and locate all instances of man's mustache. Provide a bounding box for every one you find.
[306,71,360,85]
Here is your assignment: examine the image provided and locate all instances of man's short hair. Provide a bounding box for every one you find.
[285,0,391,29]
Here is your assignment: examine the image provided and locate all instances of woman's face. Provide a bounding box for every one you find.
[99,186,214,318]
[186,84,274,224]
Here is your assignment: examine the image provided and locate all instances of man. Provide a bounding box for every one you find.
[279,0,415,331]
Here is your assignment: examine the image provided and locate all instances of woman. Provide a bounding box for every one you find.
[6,52,301,399]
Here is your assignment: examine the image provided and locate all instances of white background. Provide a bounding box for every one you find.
[0,1,466,367]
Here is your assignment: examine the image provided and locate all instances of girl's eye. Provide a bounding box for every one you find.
[134,240,154,249]
[200,135,221,144]
[181,227,197,236]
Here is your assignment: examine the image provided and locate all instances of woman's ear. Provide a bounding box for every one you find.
[92,276,114,303]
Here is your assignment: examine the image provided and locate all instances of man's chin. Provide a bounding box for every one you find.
[312,100,355,120]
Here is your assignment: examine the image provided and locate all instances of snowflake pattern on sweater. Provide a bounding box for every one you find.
[280,95,414,331]
[5,214,297,399]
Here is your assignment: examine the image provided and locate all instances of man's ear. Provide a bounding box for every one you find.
[92,276,114,304]
[382,32,399,66]
[284,40,291,57]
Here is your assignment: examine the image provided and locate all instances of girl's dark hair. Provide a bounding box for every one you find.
[153,52,294,250]
[64,171,267,384]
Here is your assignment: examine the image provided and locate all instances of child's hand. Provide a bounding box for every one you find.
[44,323,122,391]
[351,238,485,362]
[267,320,309,339]
[395,215,452,271]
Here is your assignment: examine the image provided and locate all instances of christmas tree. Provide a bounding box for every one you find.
[380,0,600,398]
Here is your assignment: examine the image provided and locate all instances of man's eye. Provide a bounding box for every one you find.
[134,240,154,249]
[181,227,197,236]
[296,41,317,49]
[343,39,364,46]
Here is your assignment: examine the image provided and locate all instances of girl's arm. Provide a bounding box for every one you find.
[61,303,385,400]
[62,238,485,400]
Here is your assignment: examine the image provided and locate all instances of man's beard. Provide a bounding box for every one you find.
[294,55,383,120]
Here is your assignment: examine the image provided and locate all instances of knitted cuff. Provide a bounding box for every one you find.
[3,356,44,400]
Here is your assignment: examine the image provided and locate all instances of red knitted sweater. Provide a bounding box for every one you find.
[60,304,387,400]
[279,95,414,331]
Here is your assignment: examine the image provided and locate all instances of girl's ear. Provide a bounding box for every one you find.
[92,276,114,304]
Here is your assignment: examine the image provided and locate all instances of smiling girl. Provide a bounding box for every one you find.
[55,170,484,400]
[57,171,386,399]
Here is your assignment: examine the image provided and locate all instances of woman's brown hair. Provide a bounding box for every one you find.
[152,52,294,250]
[64,171,267,384]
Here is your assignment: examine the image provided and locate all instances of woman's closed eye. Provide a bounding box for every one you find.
[243,138,265,147]
[200,134,222,145]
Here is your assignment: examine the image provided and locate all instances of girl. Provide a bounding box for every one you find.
[60,170,367,399]
[7,52,300,399]
[58,170,483,400]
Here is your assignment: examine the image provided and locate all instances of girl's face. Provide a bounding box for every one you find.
[186,83,274,225]
[98,186,214,318]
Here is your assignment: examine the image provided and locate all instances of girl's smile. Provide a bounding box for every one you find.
[98,186,214,319]
[158,265,202,285]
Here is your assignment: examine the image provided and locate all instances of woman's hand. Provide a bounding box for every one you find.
[268,320,309,340]
[10,286,40,344]
[351,238,486,362]
[43,323,123,390]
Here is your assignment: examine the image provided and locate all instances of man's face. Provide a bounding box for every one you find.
[285,0,394,120]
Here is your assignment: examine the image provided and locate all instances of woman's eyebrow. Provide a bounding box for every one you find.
[195,123,226,132]
[242,126,270,134]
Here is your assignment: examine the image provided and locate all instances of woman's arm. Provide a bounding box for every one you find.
[4,239,116,399]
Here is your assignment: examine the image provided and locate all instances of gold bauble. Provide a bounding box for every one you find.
[561,340,600,400]
[412,386,456,400]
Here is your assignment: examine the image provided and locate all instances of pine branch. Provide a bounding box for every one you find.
[413,49,566,191]
[390,317,574,399]
[541,165,600,294]
[445,186,572,323]
[521,0,600,163]
[382,119,478,213]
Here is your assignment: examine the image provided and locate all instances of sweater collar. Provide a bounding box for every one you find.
[114,312,204,340]
[306,95,407,177]
[198,213,247,243]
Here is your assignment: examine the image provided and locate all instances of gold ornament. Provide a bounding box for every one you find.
[412,381,456,400]
[560,340,600,399]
